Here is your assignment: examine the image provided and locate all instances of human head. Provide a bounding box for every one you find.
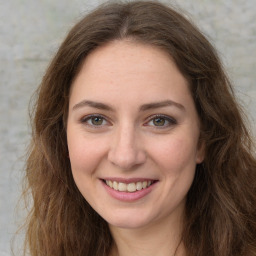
[28,1,251,255]
[66,39,205,231]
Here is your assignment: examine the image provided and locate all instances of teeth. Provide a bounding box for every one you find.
[118,182,127,192]
[142,181,147,189]
[105,180,154,192]
[136,182,142,191]
[113,181,118,190]
[127,183,136,192]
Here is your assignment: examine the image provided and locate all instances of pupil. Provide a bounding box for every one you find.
[92,117,103,125]
[153,117,165,126]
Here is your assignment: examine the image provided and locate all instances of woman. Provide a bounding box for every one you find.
[23,1,256,256]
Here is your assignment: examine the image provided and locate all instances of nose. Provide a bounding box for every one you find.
[107,124,147,170]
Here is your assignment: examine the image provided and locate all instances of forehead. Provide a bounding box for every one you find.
[81,40,176,76]
[70,40,190,99]
[68,40,199,126]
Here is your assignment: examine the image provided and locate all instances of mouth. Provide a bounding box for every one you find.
[103,179,157,193]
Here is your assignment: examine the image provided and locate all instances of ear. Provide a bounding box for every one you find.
[196,140,205,164]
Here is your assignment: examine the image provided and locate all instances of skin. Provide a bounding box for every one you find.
[67,40,204,256]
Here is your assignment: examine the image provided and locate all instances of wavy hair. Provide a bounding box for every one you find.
[23,1,256,255]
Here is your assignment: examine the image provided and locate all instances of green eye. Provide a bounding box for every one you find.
[81,115,107,127]
[153,117,166,126]
[146,115,177,128]
[91,116,104,125]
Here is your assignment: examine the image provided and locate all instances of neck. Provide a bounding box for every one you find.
[109,210,185,256]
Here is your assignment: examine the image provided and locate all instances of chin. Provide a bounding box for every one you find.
[103,210,154,230]
[109,220,149,230]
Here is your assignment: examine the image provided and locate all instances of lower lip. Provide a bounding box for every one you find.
[102,181,157,202]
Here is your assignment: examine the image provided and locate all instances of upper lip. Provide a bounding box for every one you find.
[101,177,158,184]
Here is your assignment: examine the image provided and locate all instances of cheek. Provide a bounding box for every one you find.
[149,136,198,174]
[67,131,106,176]
[67,133,108,201]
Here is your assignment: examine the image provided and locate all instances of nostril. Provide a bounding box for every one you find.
[107,133,147,169]
[108,150,143,170]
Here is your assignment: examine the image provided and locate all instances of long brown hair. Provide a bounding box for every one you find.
[23,1,256,255]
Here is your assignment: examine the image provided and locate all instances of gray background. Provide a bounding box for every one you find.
[1,0,255,255]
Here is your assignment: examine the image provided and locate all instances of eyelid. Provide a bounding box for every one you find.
[79,114,177,129]
[80,114,111,127]
[144,114,177,128]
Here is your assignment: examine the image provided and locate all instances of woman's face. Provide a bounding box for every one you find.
[67,40,204,229]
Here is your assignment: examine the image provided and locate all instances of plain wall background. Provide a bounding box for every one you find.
[0,0,255,255]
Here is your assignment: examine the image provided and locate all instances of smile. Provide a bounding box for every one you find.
[104,180,154,193]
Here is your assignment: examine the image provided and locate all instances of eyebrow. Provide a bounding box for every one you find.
[139,100,185,111]
[72,99,185,112]
[72,100,114,111]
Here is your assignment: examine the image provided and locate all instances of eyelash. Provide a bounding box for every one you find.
[80,114,110,128]
[144,114,177,128]
[80,114,177,128]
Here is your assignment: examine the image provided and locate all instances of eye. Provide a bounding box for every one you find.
[145,115,177,128]
[81,115,109,127]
